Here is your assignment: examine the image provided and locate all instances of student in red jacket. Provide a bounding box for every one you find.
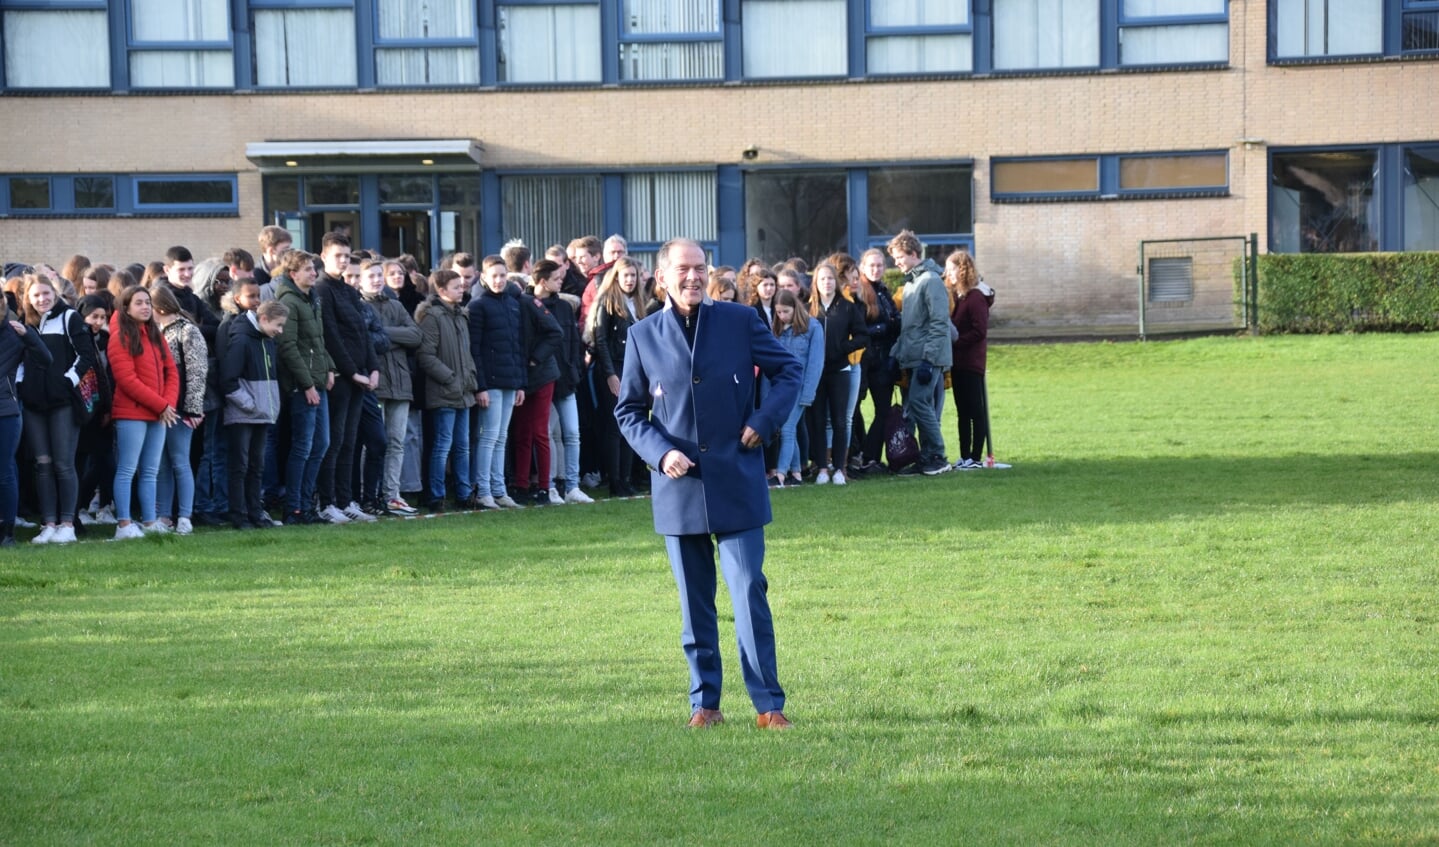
[108,286,180,540]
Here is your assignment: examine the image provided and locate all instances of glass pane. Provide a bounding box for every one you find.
[381,211,432,271]
[993,0,1100,69]
[1123,0,1224,16]
[2,11,110,88]
[624,0,719,33]
[992,159,1098,193]
[439,174,482,207]
[1119,154,1227,189]
[1120,23,1228,63]
[868,166,973,235]
[132,0,229,42]
[868,34,972,72]
[305,175,360,206]
[498,5,602,82]
[1403,147,1439,250]
[620,41,724,79]
[254,10,357,87]
[136,179,234,206]
[872,0,969,27]
[378,0,473,38]
[743,171,847,265]
[438,175,482,255]
[1269,150,1379,253]
[624,172,717,242]
[1275,0,1381,56]
[265,176,301,224]
[75,177,115,209]
[380,175,436,205]
[501,175,603,250]
[1403,10,1439,50]
[742,0,847,77]
[376,48,479,85]
[130,51,234,88]
[10,178,51,210]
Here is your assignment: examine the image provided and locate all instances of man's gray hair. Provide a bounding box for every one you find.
[655,238,704,272]
[604,233,628,249]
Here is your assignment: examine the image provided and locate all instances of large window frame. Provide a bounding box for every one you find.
[616,0,723,81]
[992,150,1229,202]
[1269,0,1439,61]
[371,0,481,87]
[0,173,239,217]
[0,0,111,90]
[863,0,974,75]
[124,0,234,89]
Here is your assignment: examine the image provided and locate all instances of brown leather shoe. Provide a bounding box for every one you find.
[755,710,793,730]
[687,708,725,728]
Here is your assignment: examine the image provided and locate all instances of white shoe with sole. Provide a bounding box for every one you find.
[175,517,193,535]
[564,488,595,504]
[816,469,831,485]
[343,502,378,523]
[113,523,145,541]
[52,525,77,544]
[31,525,57,544]
[831,470,847,486]
[494,495,522,509]
[547,488,566,505]
[320,504,351,524]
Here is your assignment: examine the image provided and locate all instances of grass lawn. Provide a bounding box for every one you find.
[3,333,1437,845]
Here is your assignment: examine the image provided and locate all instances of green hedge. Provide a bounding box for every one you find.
[1251,253,1439,333]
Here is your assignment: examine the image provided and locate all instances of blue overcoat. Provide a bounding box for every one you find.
[616,300,802,536]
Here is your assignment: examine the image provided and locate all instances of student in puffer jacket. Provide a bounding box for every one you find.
[0,294,52,547]
[359,259,422,517]
[221,300,288,530]
[415,270,479,512]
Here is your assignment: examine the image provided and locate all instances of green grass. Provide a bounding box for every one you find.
[4,333,1438,845]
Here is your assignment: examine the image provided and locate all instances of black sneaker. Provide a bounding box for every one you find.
[284,510,308,526]
[530,489,549,507]
[920,458,952,476]
[896,463,920,476]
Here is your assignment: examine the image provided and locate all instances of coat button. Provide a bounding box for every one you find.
[699,444,708,452]
[693,376,701,384]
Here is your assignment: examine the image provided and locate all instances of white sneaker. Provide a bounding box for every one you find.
[564,488,595,504]
[494,495,523,509]
[831,470,847,486]
[52,525,77,544]
[31,525,57,544]
[476,495,499,510]
[547,487,566,506]
[141,521,170,534]
[581,472,602,489]
[92,505,118,525]
[175,517,193,535]
[320,504,351,524]
[343,502,378,523]
[816,469,831,485]
[113,523,145,541]
[15,516,36,529]
[87,494,102,514]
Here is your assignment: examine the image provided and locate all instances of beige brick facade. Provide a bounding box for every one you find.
[1,0,1435,333]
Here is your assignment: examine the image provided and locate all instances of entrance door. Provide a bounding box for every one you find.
[381,210,432,269]
[312,211,359,252]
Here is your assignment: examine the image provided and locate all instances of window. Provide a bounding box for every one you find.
[379,175,436,205]
[620,0,723,80]
[1119,0,1228,65]
[993,0,1100,69]
[744,170,848,264]
[869,165,973,236]
[128,0,234,87]
[253,6,357,87]
[1270,150,1378,252]
[1,8,109,88]
[306,175,361,207]
[993,152,1227,200]
[1147,257,1193,302]
[497,4,601,82]
[375,0,478,85]
[624,172,717,243]
[1273,0,1383,58]
[1405,0,1439,51]
[1404,147,1439,250]
[742,0,847,77]
[867,0,972,74]
[9,177,51,210]
[501,174,604,249]
[75,176,115,210]
[134,176,237,209]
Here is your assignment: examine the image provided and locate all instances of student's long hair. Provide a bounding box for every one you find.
[116,285,164,357]
[772,289,811,338]
[806,262,842,318]
[149,283,195,326]
[945,250,978,300]
[20,274,58,327]
[746,268,778,308]
[589,257,647,331]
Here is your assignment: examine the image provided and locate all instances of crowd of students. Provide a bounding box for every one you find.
[0,226,992,546]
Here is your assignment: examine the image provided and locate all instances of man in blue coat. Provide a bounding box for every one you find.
[616,239,803,730]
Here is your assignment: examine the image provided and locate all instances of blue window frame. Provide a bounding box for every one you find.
[0,0,111,89]
[371,0,481,86]
[992,151,1228,202]
[1269,0,1439,61]
[243,0,358,89]
[616,0,723,81]
[0,173,239,216]
[863,0,974,75]
[1269,142,1439,253]
[491,0,602,85]
[124,0,235,88]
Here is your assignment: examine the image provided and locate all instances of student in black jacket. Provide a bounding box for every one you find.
[806,261,869,486]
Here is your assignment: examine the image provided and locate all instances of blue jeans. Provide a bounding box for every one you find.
[905,369,947,464]
[666,528,784,715]
[0,413,22,534]
[156,420,196,519]
[776,401,806,475]
[114,419,166,523]
[194,415,228,516]
[470,389,516,498]
[427,406,472,502]
[549,393,580,492]
[285,389,331,514]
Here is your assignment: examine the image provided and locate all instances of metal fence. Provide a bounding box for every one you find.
[1137,234,1258,338]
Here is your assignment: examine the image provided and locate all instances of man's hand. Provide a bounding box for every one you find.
[914,361,935,386]
[740,426,762,449]
[304,387,321,406]
[660,449,695,479]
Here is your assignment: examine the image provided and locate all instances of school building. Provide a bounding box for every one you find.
[0,0,1435,334]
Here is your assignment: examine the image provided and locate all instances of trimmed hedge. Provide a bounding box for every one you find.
[1251,253,1439,333]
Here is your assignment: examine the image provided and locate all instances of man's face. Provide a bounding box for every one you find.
[359,266,385,297]
[166,259,195,288]
[229,264,254,284]
[342,265,361,289]
[575,250,599,275]
[603,240,627,263]
[661,244,707,313]
[321,245,350,278]
[453,263,478,290]
[266,241,292,265]
[482,263,509,294]
[888,247,919,273]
